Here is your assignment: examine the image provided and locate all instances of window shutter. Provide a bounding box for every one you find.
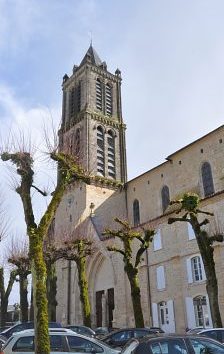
[156,266,165,290]
[152,303,159,327]
[200,256,206,280]
[186,258,193,283]
[154,230,162,251]
[206,295,212,327]
[185,297,196,329]
[187,223,195,240]
[167,300,176,333]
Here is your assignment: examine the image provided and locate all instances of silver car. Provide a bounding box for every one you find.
[2,329,121,354]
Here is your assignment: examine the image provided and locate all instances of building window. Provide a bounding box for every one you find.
[186,255,205,283]
[133,199,140,226]
[96,78,103,111]
[75,128,81,155]
[159,301,169,325]
[193,296,210,327]
[201,162,214,196]
[107,130,115,178]
[161,185,170,213]
[188,223,195,240]
[191,256,203,282]
[96,126,105,176]
[156,265,165,290]
[153,230,162,251]
[105,83,113,116]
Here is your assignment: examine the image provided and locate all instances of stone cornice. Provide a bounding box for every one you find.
[88,111,126,129]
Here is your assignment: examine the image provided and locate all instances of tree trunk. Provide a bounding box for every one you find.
[20,275,29,322]
[191,215,222,327]
[46,264,57,322]
[31,234,50,354]
[0,299,8,327]
[77,257,91,327]
[206,267,222,327]
[199,245,222,327]
[30,287,34,321]
[127,270,144,328]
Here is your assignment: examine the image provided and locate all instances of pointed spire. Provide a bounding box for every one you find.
[79,45,102,67]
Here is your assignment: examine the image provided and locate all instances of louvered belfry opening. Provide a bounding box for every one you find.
[105,83,112,116]
[97,126,105,176]
[107,130,115,178]
[96,79,103,111]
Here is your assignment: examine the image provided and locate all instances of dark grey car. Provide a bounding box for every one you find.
[121,333,224,354]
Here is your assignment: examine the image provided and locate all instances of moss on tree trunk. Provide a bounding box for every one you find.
[30,234,50,354]
[127,271,144,328]
[77,246,91,327]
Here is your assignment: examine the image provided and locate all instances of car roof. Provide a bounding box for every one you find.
[199,328,224,332]
[11,328,75,336]
[102,328,154,338]
[134,333,221,343]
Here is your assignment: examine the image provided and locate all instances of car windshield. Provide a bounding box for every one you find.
[189,338,224,354]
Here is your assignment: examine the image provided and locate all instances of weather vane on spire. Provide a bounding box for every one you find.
[88,30,93,46]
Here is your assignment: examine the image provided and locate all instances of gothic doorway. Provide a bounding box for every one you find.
[108,288,114,328]
[96,290,104,327]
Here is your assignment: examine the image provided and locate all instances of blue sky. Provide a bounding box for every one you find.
[1,0,224,302]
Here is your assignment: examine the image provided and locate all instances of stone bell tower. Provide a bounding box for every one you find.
[59,45,127,183]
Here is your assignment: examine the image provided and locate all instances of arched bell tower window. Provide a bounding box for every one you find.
[201,162,214,197]
[133,199,140,226]
[107,130,115,179]
[96,78,103,111]
[69,87,75,117]
[75,128,81,156]
[77,81,81,112]
[105,83,113,116]
[161,185,170,213]
[97,126,105,176]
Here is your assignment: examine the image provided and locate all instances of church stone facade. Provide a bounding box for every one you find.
[55,46,224,332]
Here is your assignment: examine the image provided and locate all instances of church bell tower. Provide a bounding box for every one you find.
[59,45,127,183]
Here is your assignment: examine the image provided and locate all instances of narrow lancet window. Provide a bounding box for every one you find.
[107,130,115,178]
[97,126,105,176]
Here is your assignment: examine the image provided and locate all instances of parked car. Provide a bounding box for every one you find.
[199,328,224,343]
[121,333,224,354]
[64,325,96,337]
[101,328,162,348]
[0,321,62,340]
[146,327,165,333]
[186,327,207,334]
[2,329,121,354]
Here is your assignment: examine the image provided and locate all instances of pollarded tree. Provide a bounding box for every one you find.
[60,236,93,327]
[0,267,17,327]
[168,193,223,328]
[7,239,31,322]
[1,150,90,354]
[103,218,155,328]
[44,243,63,321]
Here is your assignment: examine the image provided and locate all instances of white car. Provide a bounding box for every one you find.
[2,329,121,354]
